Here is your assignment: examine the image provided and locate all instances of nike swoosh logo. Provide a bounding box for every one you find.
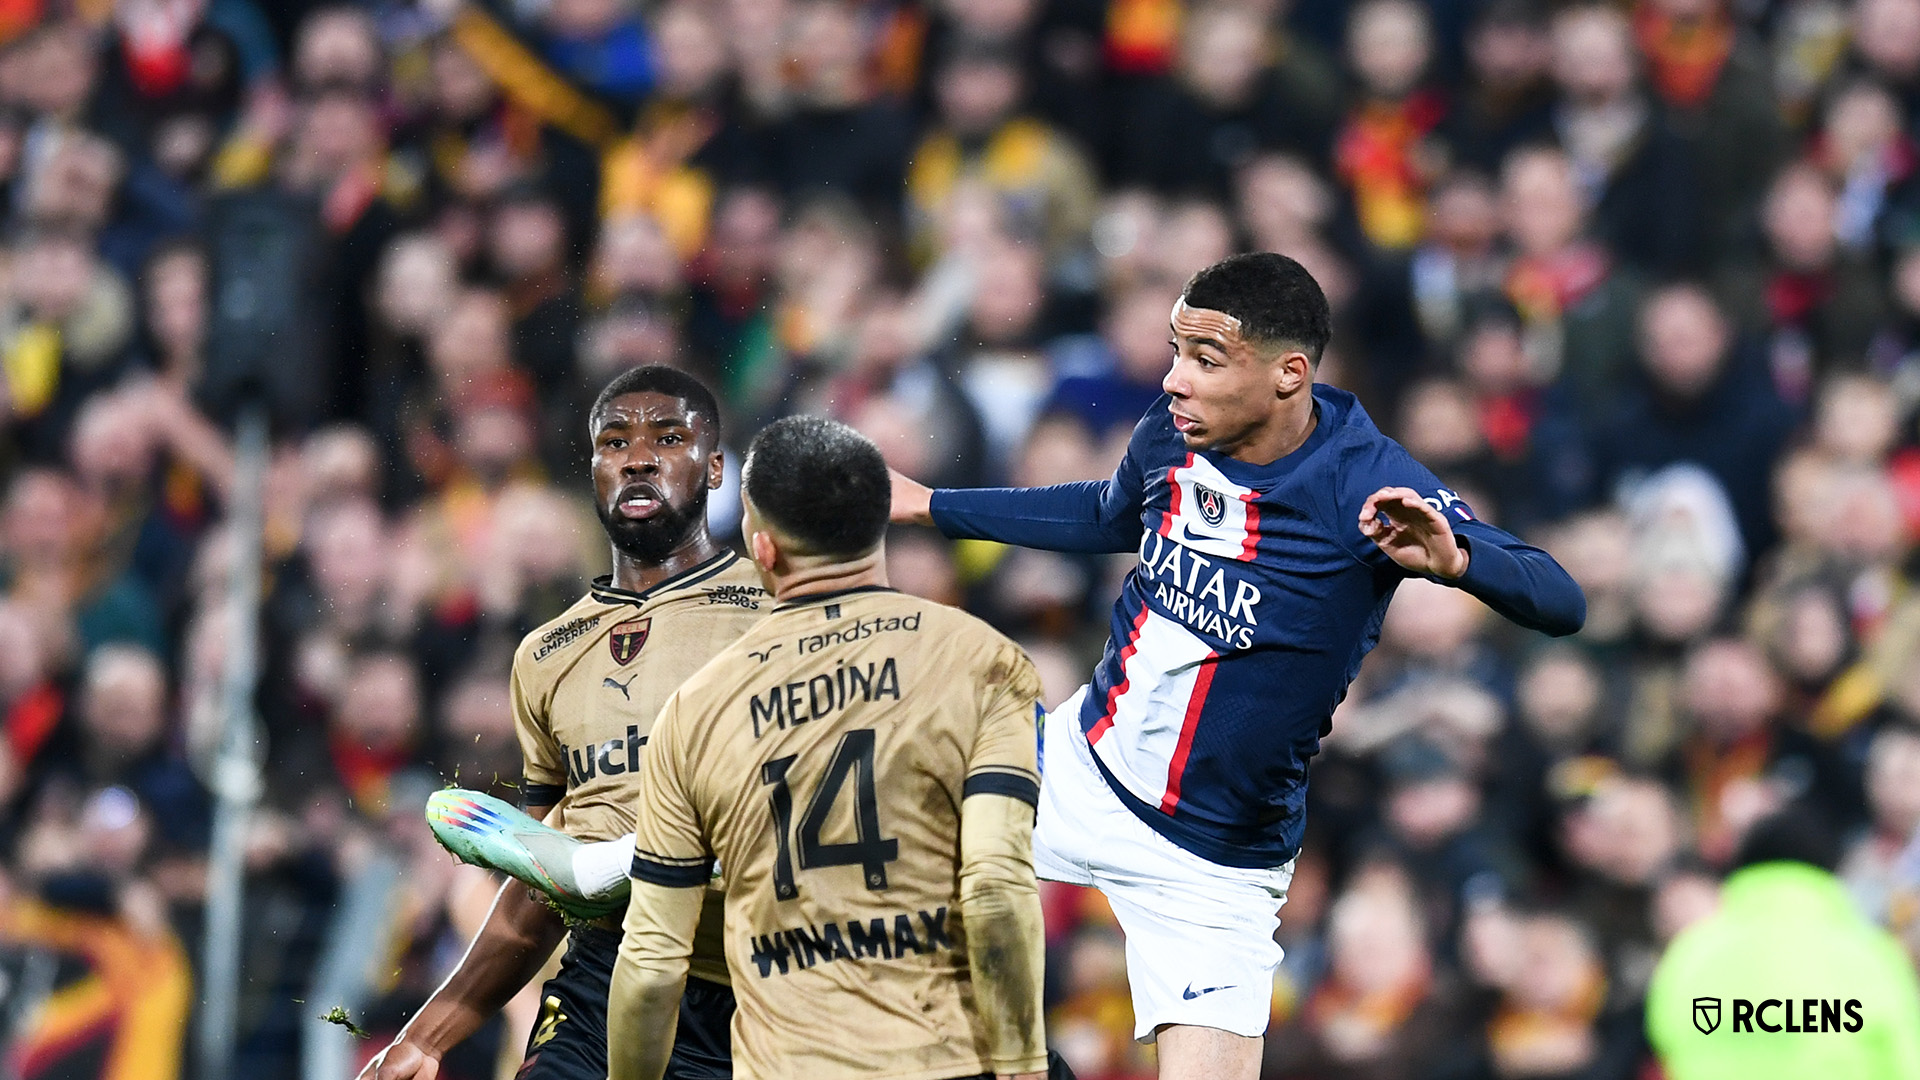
[1182,983,1232,1000]
[1174,522,1212,545]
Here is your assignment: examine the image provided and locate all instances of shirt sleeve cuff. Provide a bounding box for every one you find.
[928,488,957,534]
[1449,532,1508,589]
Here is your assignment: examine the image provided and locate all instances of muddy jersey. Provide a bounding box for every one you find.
[630,587,1044,1080]
[513,550,768,982]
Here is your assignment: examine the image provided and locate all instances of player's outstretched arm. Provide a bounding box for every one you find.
[607,879,704,1080]
[1359,486,1586,637]
[361,871,568,1080]
[958,791,1049,1080]
[890,409,1150,553]
[892,460,1146,556]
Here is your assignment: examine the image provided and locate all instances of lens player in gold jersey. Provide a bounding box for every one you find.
[367,366,764,1080]
[608,417,1053,1080]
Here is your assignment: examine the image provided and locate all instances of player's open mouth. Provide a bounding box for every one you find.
[1170,411,1201,434]
[616,484,666,520]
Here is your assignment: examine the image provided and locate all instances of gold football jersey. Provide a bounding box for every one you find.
[512,550,768,981]
[630,587,1044,1080]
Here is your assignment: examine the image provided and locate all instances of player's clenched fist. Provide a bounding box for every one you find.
[889,467,934,526]
[1358,486,1470,579]
[360,1039,439,1080]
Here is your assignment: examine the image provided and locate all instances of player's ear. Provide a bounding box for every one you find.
[749,528,779,573]
[1273,348,1311,396]
[706,450,724,489]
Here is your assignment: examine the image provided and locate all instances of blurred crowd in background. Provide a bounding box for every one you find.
[2,0,1920,1077]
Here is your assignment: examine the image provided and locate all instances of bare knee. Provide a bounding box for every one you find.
[1152,1023,1263,1080]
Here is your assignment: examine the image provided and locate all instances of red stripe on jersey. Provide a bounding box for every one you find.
[1157,455,1191,537]
[1159,652,1220,813]
[1088,605,1153,745]
[1237,490,1260,561]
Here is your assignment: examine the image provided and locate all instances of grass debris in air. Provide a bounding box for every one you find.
[320,1006,370,1039]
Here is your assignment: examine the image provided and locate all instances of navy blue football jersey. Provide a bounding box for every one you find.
[933,385,1584,867]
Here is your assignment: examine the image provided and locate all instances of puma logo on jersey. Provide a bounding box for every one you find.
[602,674,638,699]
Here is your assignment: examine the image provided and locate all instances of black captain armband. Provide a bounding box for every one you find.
[522,782,565,809]
[631,849,715,888]
[963,770,1041,808]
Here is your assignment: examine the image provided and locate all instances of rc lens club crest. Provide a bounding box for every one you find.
[1694,997,1721,1035]
[610,617,651,664]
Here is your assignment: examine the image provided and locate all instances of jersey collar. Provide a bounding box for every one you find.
[590,550,741,607]
[1201,388,1339,489]
[772,584,897,612]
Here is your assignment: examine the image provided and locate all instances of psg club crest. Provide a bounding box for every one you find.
[1693,997,1721,1035]
[1195,484,1228,527]
[609,618,651,665]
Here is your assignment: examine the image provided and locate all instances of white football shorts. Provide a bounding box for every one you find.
[1034,685,1294,1042]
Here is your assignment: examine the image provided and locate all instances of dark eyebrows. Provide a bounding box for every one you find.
[1171,324,1230,353]
[596,412,696,438]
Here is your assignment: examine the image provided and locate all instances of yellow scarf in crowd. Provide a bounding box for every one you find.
[2,899,192,1080]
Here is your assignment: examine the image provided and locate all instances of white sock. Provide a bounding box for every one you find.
[571,833,637,898]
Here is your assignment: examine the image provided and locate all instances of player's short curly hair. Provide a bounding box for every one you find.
[743,416,890,558]
[1181,252,1333,364]
[588,365,722,443]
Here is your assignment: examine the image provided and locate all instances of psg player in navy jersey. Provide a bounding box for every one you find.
[891,253,1586,1080]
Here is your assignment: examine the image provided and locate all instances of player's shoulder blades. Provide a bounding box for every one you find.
[719,588,1021,672]
[835,587,1003,641]
[901,596,1042,693]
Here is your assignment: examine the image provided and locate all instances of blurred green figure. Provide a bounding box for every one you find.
[1647,814,1920,1080]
